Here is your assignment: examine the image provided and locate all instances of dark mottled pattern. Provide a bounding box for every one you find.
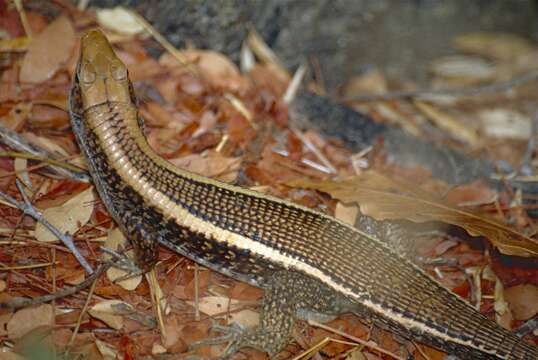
[69,80,538,359]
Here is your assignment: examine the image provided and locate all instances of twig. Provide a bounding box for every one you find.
[341,71,538,102]
[0,123,90,182]
[283,63,307,105]
[0,151,86,176]
[128,9,194,72]
[66,268,100,355]
[194,263,200,321]
[13,0,32,39]
[307,320,405,360]
[0,263,109,310]
[0,179,93,274]
[290,127,337,174]
[0,261,57,270]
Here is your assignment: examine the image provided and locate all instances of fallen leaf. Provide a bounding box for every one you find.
[341,68,387,97]
[430,55,495,81]
[95,339,118,359]
[334,202,359,225]
[190,296,240,316]
[453,32,534,62]
[96,7,144,35]
[504,284,538,320]
[170,153,241,183]
[288,171,538,257]
[478,109,531,140]
[180,49,245,91]
[19,16,75,83]
[88,300,126,330]
[0,102,32,131]
[152,343,167,355]
[34,187,95,242]
[229,309,259,328]
[7,304,54,339]
[104,228,142,290]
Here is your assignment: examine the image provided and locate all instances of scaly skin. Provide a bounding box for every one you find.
[68,29,538,359]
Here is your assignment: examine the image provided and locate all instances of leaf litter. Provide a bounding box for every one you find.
[0,3,537,360]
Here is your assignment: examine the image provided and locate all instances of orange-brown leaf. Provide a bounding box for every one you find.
[288,171,538,257]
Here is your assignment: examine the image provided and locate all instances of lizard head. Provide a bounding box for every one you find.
[75,29,133,110]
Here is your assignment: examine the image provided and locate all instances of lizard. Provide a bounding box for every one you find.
[68,28,538,359]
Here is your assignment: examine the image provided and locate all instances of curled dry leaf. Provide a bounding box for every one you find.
[229,309,260,328]
[7,304,53,339]
[170,153,241,183]
[478,109,531,140]
[19,16,75,83]
[95,338,119,359]
[96,7,144,35]
[88,300,127,330]
[334,202,359,225]
[504,284,538,321]
[190,295,261,328]
[288,171,538,257]
[104,228,142,290]
[430,55,495,82]
[453,32,534,62]
[35,186,95,242]
[181,49,245,91]
[341,68,388,97]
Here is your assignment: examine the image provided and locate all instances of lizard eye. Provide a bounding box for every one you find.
[111,64,127,80]
[80,63,96,84]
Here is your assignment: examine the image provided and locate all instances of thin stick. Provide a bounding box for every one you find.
[0,261,57,270]
[194,263,200,321]
[128,9,193,72]
[147,269,167,339]
[0,180,93,274]
[66,268,100,354]
[13,0,32,39]
[0,151,87,174]
[341,71,538,102]
[0,263,109,310]
[290,127,337,174]
[0,124,90,182]
[307,319,405,360]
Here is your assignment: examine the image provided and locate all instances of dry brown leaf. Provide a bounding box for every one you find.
[288,171,538,257]
[334,202,359,225]
[35,187,95,242]
[19,16,75,83]
[104,228,142,290]
[430,55,495,82]
[478,109,531,140]
[96,7,144,35]
[7,304,54,339]
[95,338,118,359]
[0,103,32,131]
[171,153,241,183]
[88,300,126,330]
[453,32,534,62]
[190,296,238,316]
[504,284,538,320]
[341,69,387,97]
[180,49,246,91]
[229,309,260,328]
